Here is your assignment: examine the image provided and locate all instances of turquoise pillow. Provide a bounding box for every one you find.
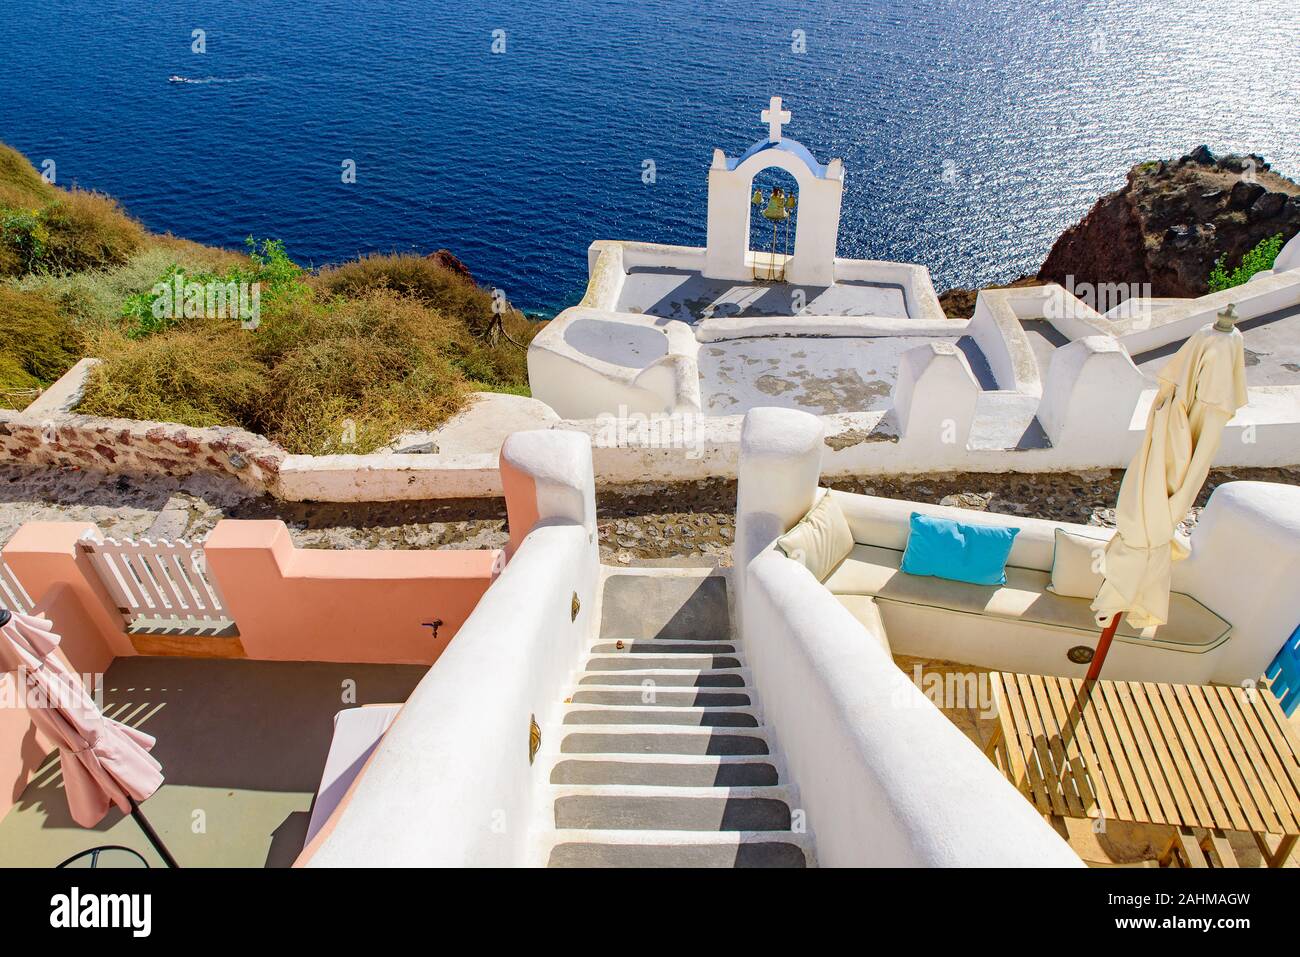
[900,512,1019,586]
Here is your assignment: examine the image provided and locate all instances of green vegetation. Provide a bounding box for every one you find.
[120,237,309,339]
[0,142,540,448]
[1207,233,1284,293]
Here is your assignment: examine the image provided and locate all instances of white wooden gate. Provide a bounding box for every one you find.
[79,533,234,632]
[0,556,34,616]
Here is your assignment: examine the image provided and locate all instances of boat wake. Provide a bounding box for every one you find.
[167,75,257,85]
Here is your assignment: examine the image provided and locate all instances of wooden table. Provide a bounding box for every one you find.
[985,672,1300,867]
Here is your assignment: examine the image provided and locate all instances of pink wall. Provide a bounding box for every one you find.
[500,454,539,558]
[0,518,504,816]
[2,522,133,661]
[203,520,504,664]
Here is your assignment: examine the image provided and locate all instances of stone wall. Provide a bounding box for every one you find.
[2,391,284,500]
[2,358,283,493]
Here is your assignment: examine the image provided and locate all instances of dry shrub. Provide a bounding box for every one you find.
[4,174,538,451]
[80,290,479,454]
[0,286,83,382]
[12,246,211,333]
[314,253,540,389]
[257,291,466,453]
[80,320,268,428]
[38,191,146,273]
[0,355,42,410]
[0,144,56,207]
[313,252,538,341]
[147,234,252,274]
[0,146,144,276]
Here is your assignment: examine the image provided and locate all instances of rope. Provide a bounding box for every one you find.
[488,313,530,351]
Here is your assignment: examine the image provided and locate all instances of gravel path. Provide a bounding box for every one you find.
[2,463,1297,567]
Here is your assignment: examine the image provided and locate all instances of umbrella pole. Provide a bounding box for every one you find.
[1085,614,1122,682]
[128,797,179,868]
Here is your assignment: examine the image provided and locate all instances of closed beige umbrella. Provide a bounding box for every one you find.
[1087,306,1249,679]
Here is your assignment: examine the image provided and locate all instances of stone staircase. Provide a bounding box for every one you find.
[536,571,814,867]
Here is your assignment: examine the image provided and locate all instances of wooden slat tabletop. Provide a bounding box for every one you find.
[990,673,1300,838]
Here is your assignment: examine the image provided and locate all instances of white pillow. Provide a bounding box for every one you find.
[776,491,854,583]
[1047,528,1111,599]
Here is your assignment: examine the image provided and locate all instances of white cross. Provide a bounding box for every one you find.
[761,96,792,142]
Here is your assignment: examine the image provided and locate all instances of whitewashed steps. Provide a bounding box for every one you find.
[576,669,750,687]
[540,572,812,868]
[545,830,814,868]
[549,756,779,787]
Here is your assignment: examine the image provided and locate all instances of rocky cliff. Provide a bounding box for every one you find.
[1038,146,1300,297]
[940,147,1300,316]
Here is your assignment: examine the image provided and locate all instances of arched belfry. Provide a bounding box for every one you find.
[704,96,845,287]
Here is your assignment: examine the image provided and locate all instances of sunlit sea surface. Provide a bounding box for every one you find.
[1,0,1296,313]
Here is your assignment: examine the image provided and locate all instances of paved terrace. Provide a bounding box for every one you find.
[609,267,1046,443]
[1131,303,1300,385]
[0,658,426,867]
[700,336,960,416]
[616,267,911,323]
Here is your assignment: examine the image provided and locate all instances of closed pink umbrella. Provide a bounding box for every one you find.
[0,607,177,867]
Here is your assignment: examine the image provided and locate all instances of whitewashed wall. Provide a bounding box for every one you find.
[303,431,600,867]
[735,408,1082,867]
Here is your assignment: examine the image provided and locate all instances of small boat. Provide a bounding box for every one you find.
[168,75,186,83]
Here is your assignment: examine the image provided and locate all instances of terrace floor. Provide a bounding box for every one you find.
[897,654,1300,868]
[699,336,954,415]
[0,656,426,868]
[1130,303,1300,386]
[617,267,910,323]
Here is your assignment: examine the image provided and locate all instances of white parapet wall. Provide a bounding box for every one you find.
[735,407,1082,866]
[1173,480,1300,684]
[299,430,601,867]
[1036,336,1150,450]
[890,341,981,445]
[745,551,1083,866]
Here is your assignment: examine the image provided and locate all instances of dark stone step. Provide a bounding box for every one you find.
[600,633,736,642]
[584,655,741,671]
[550,759,778,787]
[561,731,769,756]
[592,642,736,654]
[571,689,751,707]
[578,672,746,687]
[563,708,759,728]
[555,795,792,831]
[548,841,806,868]
[600,575,730,642]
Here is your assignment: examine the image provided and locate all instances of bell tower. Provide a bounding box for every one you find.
[703,96,845,287]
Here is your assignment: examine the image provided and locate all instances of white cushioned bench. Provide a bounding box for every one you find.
[815,490,1233,682]
[825,542,1230,654]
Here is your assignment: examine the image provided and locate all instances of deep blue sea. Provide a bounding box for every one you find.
[1,0,1296,314]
